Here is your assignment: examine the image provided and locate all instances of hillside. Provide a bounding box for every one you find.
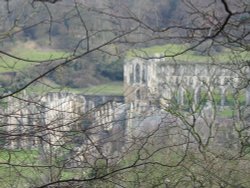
[0,0,185,93]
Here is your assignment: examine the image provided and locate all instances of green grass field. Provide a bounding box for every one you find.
[1,42,249,96]
[126,43,250,63]
[0,43,68,73]
[76,82,123,95]
[26,81,124,96]
[0,148,91,187]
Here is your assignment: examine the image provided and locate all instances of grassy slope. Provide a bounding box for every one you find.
[73,82,123,95]
[0,149,84,187]
[0,43,68,73]
[126,44,250,63]
[27,81,124,96]
[0,42,124,96]
[3,43,248,96]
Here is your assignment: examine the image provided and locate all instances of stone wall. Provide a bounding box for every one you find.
[124,58,250,108]
[124,57,250,148]
[2,56,250,151]
[2,92,125,150]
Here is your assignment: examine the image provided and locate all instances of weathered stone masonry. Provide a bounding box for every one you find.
[124,57,250,147]
[2,56,250,150]
[3,93,125,149]
[124,58,250,107]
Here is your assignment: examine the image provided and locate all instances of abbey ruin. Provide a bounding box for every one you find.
[2,93,125,152]
[124,57,250,107]
[1,56,250,152]
[124,56,250,148]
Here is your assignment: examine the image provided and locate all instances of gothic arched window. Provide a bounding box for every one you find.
[135,64,140,83]
[142,67,146,83]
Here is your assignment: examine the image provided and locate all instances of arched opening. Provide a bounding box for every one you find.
[135,64,140,83]
[199,86,209,106]
[142,67,146,83]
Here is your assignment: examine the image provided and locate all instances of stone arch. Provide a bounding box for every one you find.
[199,86,209,105]
[224,88,234,106]
[135,64,140,83]
[209,87,221,106]
[219,86,227,106]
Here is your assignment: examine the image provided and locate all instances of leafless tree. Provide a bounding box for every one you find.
[0,0,249,188]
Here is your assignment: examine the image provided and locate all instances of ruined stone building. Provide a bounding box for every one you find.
[1,55,250,151]
[3,93,125,151]
[124,57,250,108]
[124,56,250,147]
